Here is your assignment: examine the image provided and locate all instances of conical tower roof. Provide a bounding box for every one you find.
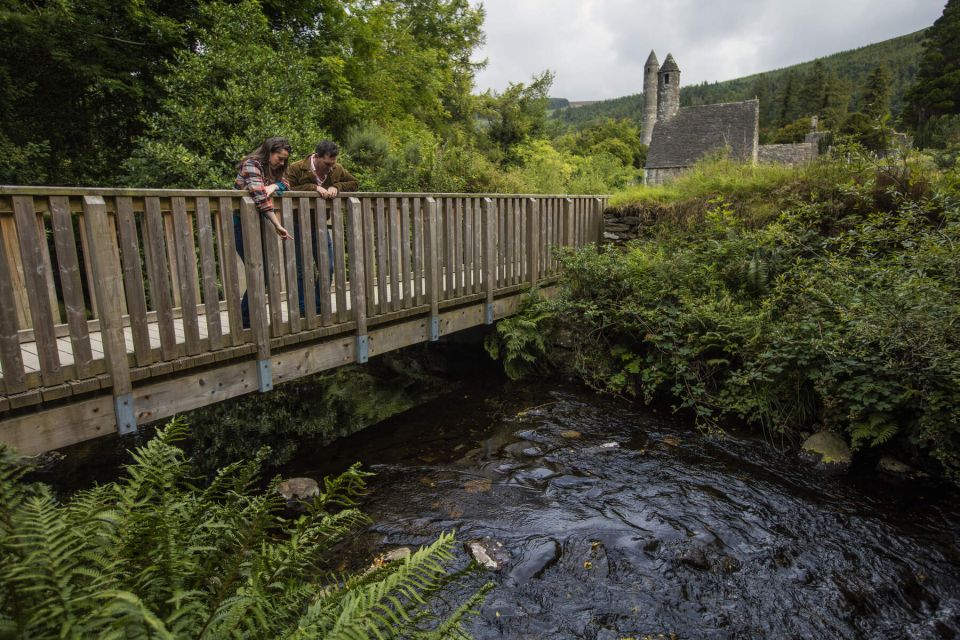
[645,50,659,67]
[660,53,680,73]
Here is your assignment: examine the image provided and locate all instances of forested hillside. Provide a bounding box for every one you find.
[555,29,926,134]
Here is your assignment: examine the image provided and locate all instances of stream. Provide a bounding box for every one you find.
[284,375,960,640]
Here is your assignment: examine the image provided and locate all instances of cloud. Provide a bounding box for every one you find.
[472,0,945,100]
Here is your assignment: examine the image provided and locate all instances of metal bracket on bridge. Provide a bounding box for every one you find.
[257,359,273,392]
[429,316,440,342]
[485,303,495,325]
[114,393,137,436]
[356,335,369,363]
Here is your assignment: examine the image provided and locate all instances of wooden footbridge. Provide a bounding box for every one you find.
[0,187,605,455]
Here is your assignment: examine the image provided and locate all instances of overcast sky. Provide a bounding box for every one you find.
[472,0,946,101]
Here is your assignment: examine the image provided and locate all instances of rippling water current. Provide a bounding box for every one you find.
[285,378,960,640]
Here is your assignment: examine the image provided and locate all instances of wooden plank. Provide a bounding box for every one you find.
[454,197,464,298]
[195,196,223,350]
[13,196,62,385]
[240,197,270,361]
[144,197,177,360]
[281,198,301,333]
[171,197,201,355]
[388,197,401,312]
[315,198,332,327]
[443,198,455,299]
[375,197,389,315]
[564,197,575,248]
[400,197,412,309]
[262,213,285,336]
[331,198,348,324]
[114,196,153,366]
[594,198,604,245]
[483,198,496,312]
[49,196,94,379]
[464,198,474,294]
[473,198,483,292]
[362,198,376,315]
[412,198,423,306]
[217,197,244,346]
[161,208,183,309]
[35,207,62,325]
[82,196,130,395]
[0,230,26,393]
[509,198,519,285]
[346,198,367,338]
[298,197,318,329]
[424,198,440,322]
[526,198,539,285]
[0,213,31,328]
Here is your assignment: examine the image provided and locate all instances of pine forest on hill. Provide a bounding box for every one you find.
[554,29,927,136]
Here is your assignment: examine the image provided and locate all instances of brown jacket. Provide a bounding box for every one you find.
[287,156,359,192]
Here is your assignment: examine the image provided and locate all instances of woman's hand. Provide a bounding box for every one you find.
[265,183,279,196]
[275,224,293,241]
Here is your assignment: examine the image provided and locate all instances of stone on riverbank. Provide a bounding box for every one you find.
[800,431,852,472]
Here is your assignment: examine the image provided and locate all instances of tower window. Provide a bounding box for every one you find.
[664,74,670,85]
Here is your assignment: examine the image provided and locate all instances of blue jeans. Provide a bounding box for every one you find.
[234,212,333,329]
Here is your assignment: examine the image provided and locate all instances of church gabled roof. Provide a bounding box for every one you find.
[659,53,680,73]
[645,99,759,169]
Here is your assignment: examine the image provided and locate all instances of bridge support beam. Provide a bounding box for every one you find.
[257,359,273,392]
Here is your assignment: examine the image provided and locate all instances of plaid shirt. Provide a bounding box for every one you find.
[233,158,289,214]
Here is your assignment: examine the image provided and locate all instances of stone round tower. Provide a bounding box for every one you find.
[641,50,659,145]
[656,53,681,122]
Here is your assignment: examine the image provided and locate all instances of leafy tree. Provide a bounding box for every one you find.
[481,72,555,159]
[859,64,893,119]
[904,0,960,143]
[123,0,331,188]
[0,0,196,184]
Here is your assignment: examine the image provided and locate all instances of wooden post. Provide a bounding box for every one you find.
[195,197,223,351]
[362,198,376,315]
[298,197,318,329]
[171,197,201,355]
[464,199,474,295]
[564,197,575,248]
[82,196,135,434]
[281,198,301,333]
[424,197,440,341]
[115,196,153,367]
[526,197,539,287]
[346,197,368,362]
[331,198,348,324]
[144,197,177,360]
[388,197,401,312]
[0,233,26,393]
[412,198,423,306]
[49,196,94,379]
[314,198,331,327]
[482,198,496,324]
[375,197,389,315]
[240,197,272,391]
[262,213,285,337]
[400,197,412,309]
[594,197,604,245]
[217,197,244,346]
[13,196,62,386]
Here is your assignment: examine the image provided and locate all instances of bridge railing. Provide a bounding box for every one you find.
[0,188,606,416]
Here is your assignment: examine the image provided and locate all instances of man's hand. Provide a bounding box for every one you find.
[328,186,339,197]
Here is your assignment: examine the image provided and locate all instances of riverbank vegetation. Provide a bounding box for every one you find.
[0,419,487,638]
[489,147,960,484]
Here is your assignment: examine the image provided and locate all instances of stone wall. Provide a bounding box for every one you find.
[602,208,644,245]
[644,166,685,186]
[758,142,817,165]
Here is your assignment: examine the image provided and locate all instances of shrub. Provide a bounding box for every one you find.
[0,420,489,638]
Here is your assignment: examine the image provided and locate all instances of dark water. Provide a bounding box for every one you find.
[285,377,960,640]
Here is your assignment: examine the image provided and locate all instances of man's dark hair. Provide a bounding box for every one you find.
[315,140,339,158]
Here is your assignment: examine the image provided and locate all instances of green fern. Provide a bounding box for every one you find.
[0,420,488,639]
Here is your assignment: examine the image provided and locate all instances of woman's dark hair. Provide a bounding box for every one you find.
[315,140,340,158]
[239,136,292,181]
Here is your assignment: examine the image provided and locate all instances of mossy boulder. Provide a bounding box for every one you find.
[801,431,852,472]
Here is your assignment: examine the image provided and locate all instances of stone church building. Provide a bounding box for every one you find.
[642,52,819,185]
